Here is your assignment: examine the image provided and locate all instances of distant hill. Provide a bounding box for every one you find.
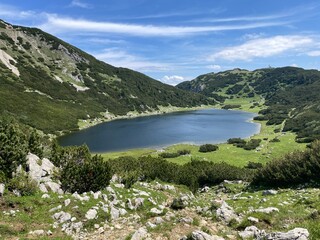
[0,20,212,133]
[177,67,320,142]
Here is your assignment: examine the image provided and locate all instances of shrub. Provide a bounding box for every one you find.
[245,161,263,169]
[60,154,111,193]
[243,139,261,150]
[8,172,38,196]
[177,149,191,155]
[199,144,218,153]
[159,152,180,158]
[252,140,320,187]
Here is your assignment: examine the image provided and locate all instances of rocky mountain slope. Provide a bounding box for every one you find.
[177,67,320,142]
[0,20,212,133]
[0,152,315,239]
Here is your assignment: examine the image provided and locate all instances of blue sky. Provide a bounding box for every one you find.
[1,0,320,85]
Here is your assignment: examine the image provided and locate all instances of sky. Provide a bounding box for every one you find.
[1,0,320,85]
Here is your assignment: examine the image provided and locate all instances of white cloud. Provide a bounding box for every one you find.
[160,75,186,85]
[70,0,92,9]
[0,4,36,19]
[291,63,299,67]
[307,50,320,56]
[207,64,221,71]
[38,15,288,37]
[93,48,168,72]
[209,35,313,61]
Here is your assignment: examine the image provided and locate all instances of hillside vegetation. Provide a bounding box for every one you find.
[177,67,320,142]
[0,20,212,133]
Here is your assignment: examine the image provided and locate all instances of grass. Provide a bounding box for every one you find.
[100,119,307,167]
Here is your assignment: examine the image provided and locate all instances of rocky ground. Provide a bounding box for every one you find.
[0,154,318,239]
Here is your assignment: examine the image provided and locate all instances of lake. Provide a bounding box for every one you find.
[58,108,261,152]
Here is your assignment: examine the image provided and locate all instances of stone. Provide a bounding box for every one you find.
[262,190,278,196]
[216,201,238,222]
[150,208,162,215]
[26,153,42,182]
[45,181,63,194]
[110,207,120,220]
[119,208,127,216]
[239,226,261,239]
[49,205,62,213]
[191,230,225,240]
[154,217,164,225]
[29,229,45,236]
[265,228,309,240]
[114,183,125,188]
[65,199,71,207]
[179,217,193,224]
[93,191,101,199]
[254,207,279,214]
[0,183,5,196]
[146,221,157,229]
[52,211,72,223]
[39,183,48,193]
[85,209,97,220]
[248,217,259,223]
[131,227,148,240]
[134,198,144,209]
[41,158,55,176]
[41,193,50,199]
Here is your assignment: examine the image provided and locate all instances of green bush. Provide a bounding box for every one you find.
[199,144,218,153]
[60,154,111,193]
[252,140,320,187]
[8,172,38,196]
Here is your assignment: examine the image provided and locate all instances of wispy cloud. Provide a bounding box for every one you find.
[307,50,320,57]
[160,75,186,85]
[209,35,313,61]
[38,15,289,37]
[0,4,37,20]
[69,0,92,9]
[207,64,222,71]
[93,48,169,72]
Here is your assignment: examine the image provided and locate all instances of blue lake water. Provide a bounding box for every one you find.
[58,108,260,152]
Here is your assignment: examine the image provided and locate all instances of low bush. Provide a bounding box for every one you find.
[7,172,38,196]
[199,144,218,153]
[252,140,320,187]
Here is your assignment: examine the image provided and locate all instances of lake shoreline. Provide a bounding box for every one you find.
[60,108,261,153]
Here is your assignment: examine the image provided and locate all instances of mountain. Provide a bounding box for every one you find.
[0,20,212,133]
[177,67,320,142]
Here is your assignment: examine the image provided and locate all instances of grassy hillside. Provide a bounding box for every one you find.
[177,67,320,142]
[0,20,212,133]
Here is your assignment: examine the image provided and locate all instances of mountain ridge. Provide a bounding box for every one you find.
[0,19,212,133]
[177,66,320,142]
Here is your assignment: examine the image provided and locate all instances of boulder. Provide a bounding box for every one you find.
[262,190,278,196]
[150,208,163,215]
[26,153,43,182]
[85,209,97,220]
[52,211,72,223]
[216,201,238,222]
[265,228,309,240]
[254,207,279,214]
[41,158,55,176]
[41,194,50,199]
[131,227,149,240]
[29,229,45,236]
[65,199,71,207]
[239,226,264,239]
[190,230,225,240]
[45,181,63,194]
[110,206,120,220]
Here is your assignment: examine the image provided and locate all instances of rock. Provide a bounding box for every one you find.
[26,153,43,182]
[29,229,45,236]
[97,227,104,234]
[254,207,279,214]
[49,205,62,213]
[52,211,72,223]
[45,181,63,194]
[265,228,309,240]
[85,209,97,220]
[110,206,120,220]
[119,208,127,216]
[47,230,53,235]
[0,183,5,196]
[146,221,157,229]
[93,191,101,199]
[41,158,55,176]
[248,217,259,223]
[150,208,163,215]
[65,199,71,207]
[262,190,278,196]
[179,217,193,224]
[13,189,21,196]
[127,199,134,210]
[200,186,210,193]
[114,183,125,188]
[239,226,264,239]
[134,198,144,209]
[216,201,238,222]
[41,193,50,199]
[190,230,225,240]
[131,227,148,240]
[154,217,164,225]
[39,183,48,193]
